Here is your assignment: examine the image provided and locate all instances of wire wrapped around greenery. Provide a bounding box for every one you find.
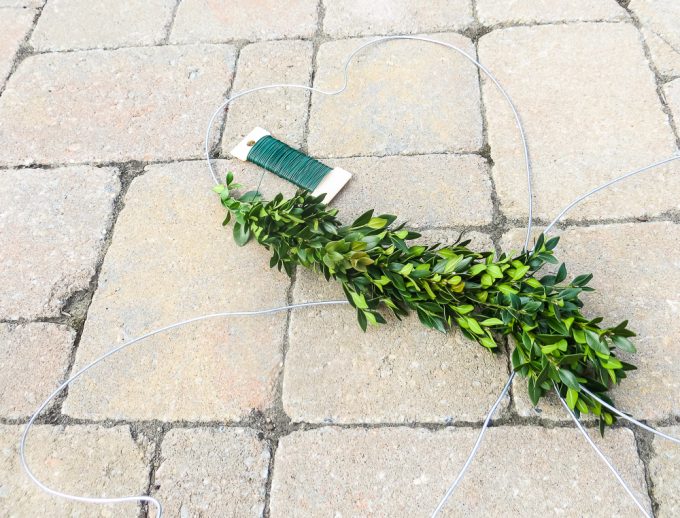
[215,173,637,434]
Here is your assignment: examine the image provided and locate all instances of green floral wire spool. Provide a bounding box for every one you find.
[247,135,332,191]
[230,127,352,202]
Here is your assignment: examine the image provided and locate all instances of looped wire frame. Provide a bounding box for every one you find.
[19,34,680,518]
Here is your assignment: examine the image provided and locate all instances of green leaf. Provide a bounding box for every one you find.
[585,330,609,356]
[558,369,580,390]
[480,318,504,326]
[352,209,374,227]
[566,388,578,410]
[226,171,234,185]
[611,335,636,353]
[233,222,251,246]
[222,211,231,226]
[366,217,388,229]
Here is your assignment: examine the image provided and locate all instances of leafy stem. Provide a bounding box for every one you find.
[215,174,637,434]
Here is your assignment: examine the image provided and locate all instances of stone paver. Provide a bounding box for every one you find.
[0,166,120,320]
[270,426,649,516]
[0,44,235,166]
[284,231,510,424]
[322,0,473,38]
[63,161,290,421]
[503,222,680,421]
[479,23,679,223]
[0,0,42,5]
[307,33,483,158]
[30,0,176,51]
[0,424,151,516]
[641,28,680,79]
[664,78,680,123]
[326,154,493,228]
[477,0,627,25]
[630,1,680,58]
[0,8,34,88]
[0,323,74,419]
[649,426,680,518]
[221,40,314,153]
[170,0,318,43]
[150,428,269,517]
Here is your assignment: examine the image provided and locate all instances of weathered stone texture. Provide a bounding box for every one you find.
[477,0,627,25]
[0,323,74,419]
[150,428,269,517]
[322,0,473,37]
[0,45,235,165]
[63,161,290,421]
[0,166,120,319]
[479,24,679,223]
[0,8,33,88]
[0,424,151,516]
[30,0,176,51]
[221,40,314,153]
[270,426,649,516]
[325,154,493,228]
[307,34,483,157]
[171,0,318,43]
[649,426,680,518]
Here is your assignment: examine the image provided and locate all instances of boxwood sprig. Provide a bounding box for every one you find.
[215,173,637,433]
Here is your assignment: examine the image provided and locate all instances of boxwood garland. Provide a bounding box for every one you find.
[215,173,637,434]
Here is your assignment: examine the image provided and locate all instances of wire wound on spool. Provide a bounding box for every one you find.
[246,135,332,191]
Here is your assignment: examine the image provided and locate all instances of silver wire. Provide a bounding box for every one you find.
[430,371,515,517]
[579,385,680,446]
[555,386,652,518]
[19,34,680,518]
[19,300,349,518]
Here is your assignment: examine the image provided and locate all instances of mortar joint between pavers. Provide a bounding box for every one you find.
[632,426,661,516]
[161,0,182,45]
[298,0,326,156]
[621,4,680,148]
[49,161,147,418]
[0,4,44,99]
[261,267,298,518]
[210,40,247,160]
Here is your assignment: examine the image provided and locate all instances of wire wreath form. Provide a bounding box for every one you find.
[19,35,680,518]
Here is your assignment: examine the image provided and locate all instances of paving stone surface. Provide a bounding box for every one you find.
[0,44,236,166]
[0,0,42,5]
[629,0,680,59]
[641,28,680,79]
[649,426,680,518]
[0,424,151,516]
[221,39,314,153]
[322,0,473,38]
[269,426,649,517]
[0,166,120,320]
[2,4,680,516]
[170,0,318,43]
[479,23,679,224]
[476,0,627,25]
[150,427,269,517]
[503,222,680,421]
[325,154,493,228]
[30,0,176,51]
[307,33,483,158]
[62,161,290,421]
[665,78,680,122]
[0,7,34,88]
[284,231,510,424]
[0,323,74,419]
